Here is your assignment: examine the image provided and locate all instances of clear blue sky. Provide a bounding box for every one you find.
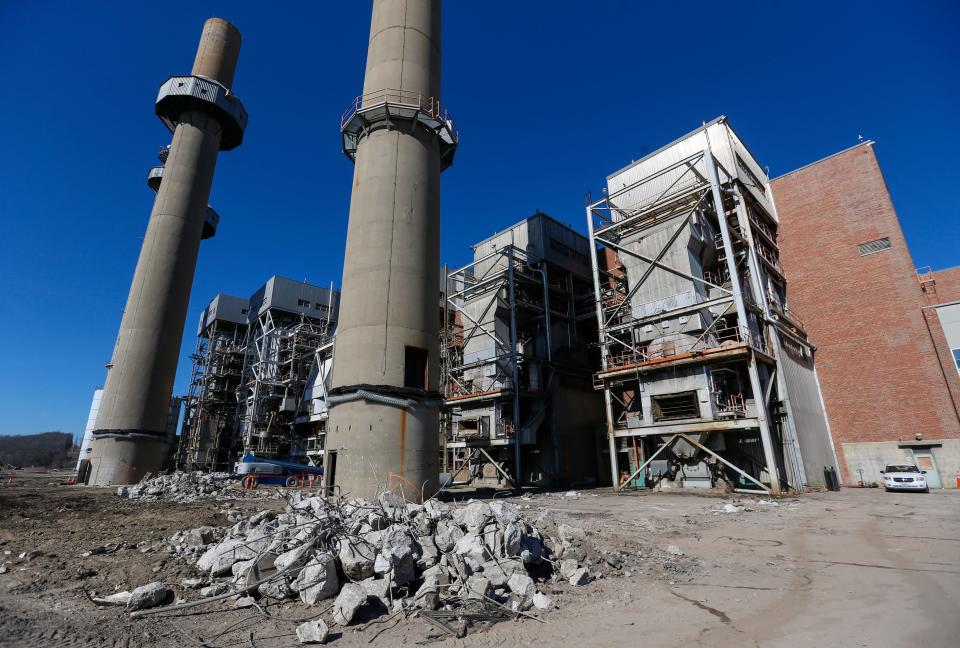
[1,1,957,439]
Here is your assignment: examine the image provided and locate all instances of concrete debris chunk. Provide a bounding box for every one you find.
[118,471,281,503]
[557,524,586,546]
[338,539,376,580]
[127,581,169,611]
[434,520,464,553]
[332,583,367,625]
[453,501,492,532]
[569,567,592,586]
[360,577,391,608]
[296,553,339,605]
[722,503,740,513]
[559,559,580,580]
[96,591,132,606]
[200,582,230,597]
[466,574,491,599]
[296,619,329,644]
[666,544,684,556]
[274,539,317,574]
[234,595,256,608]
[196,539,256,576]
[532,591,555,610]
[507,573,537,598]
[164,493,571,636]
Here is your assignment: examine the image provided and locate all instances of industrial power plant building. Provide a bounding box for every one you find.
[74,9,955,494]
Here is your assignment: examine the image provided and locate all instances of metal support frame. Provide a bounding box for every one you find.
[587,122,810,495]
[237,309,335,461]
[704,148,782,495]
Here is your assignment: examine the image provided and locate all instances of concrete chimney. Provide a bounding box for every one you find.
[86,18,247,486]
[325,0,457,501]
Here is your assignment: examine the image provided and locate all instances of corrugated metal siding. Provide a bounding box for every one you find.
[777,336,837,487]
[605,120,776,222]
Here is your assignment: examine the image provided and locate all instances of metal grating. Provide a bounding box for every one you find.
[858,237,891,256]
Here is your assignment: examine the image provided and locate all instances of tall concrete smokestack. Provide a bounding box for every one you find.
[86,18,247,486]
[326,0,457,501]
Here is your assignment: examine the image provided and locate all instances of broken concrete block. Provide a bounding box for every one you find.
[481,558,524,587]
[296,619,329,644]
[454,532,491,569]
[417,539,439,569]
[259,576,294,600]
[454,501,492,532]
[360,577,390,608]
[99,591,132,605]
[666,544,684,556]
[532,591,555,610]
[234,596,255,608]
[332,583,367,625]
[414,584,439,610]
[722,503,740,513]
[338,539,375,580]
[434,520,464,553]
[465,574,491,599]
[127,581,169,611]
[200,582,230,598]
[503,523,523,557]
[196,539,256,576]
[559,559,580,580]
[569,567,591,586]
[180,577,205,589]
[183,526,218,547]
[275,539,317,574]
[489,501,522,526]
[296,553,339,605]
[423,499,449,520]
[507,573,536,598]
[557,524,586,546]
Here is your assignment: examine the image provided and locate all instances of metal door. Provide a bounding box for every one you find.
[914,451,941,489]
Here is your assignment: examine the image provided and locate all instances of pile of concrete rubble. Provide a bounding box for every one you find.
[152,492,595,642]
[116,471,278,503]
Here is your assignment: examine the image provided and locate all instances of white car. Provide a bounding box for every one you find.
[880,464,929,493]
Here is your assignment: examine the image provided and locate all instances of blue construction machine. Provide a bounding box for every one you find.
[233,453,323,488]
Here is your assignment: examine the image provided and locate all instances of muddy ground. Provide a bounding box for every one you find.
[0,472,957,647]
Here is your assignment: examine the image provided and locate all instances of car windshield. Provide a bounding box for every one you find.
[885,464,919,473]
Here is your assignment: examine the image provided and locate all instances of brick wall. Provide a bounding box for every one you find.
[770,143,960,481]
[933,266,960,304]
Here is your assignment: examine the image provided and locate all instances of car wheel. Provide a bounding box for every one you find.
[885,487,891,492]
[923,488,929,493]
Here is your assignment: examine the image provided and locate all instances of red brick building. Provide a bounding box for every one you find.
[771,142,960,487]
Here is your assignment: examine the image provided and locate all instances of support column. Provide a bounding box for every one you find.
[704,150,782,495]
[87,18,246,486]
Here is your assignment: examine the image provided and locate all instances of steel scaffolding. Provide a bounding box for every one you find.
[587,117,827,495]
[237,309,335,462]
[441,213,599,487]
[177,298,248,472]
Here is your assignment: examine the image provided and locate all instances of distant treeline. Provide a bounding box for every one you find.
[0,432,76,468]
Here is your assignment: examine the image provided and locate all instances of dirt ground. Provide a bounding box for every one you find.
[1,471,958,648]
